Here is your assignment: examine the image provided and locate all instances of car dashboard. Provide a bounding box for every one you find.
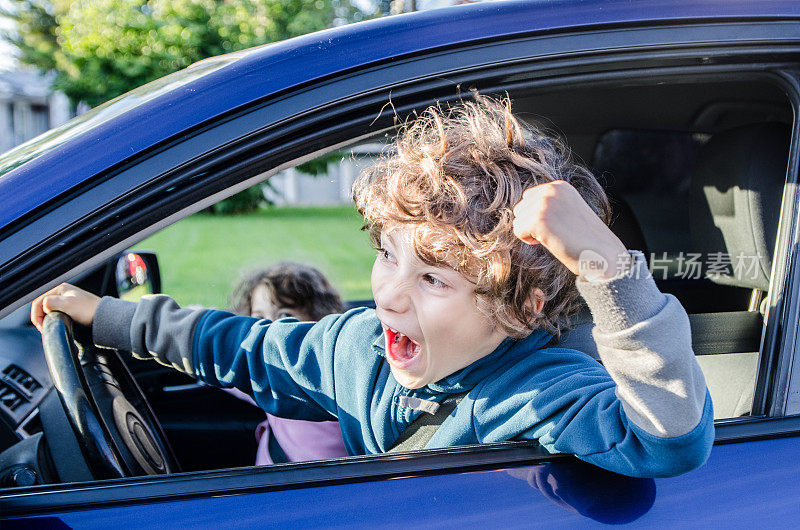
[0,305,49,450]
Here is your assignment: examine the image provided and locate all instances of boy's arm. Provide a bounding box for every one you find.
[507,181,713,476]
[92,295,204,375]
[472,258,713,477]
[512,180,709,437]
[92,294,342,422]
[575,250,709,439]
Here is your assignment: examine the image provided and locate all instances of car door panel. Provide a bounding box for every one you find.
[4,435,800,527]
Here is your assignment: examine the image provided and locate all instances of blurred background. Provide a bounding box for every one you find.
[0,0,481,307]
[0,0,476,151]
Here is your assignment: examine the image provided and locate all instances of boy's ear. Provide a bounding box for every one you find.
[524,288,546,316]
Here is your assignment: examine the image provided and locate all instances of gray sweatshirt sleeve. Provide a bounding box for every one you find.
[575,251,709,438]
[92,295,207,376]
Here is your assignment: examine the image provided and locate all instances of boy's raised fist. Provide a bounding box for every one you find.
[512,181,629,280]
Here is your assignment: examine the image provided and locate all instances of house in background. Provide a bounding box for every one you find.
[0,66,379,208]
[0,70,71,154]
[0,67,377,207]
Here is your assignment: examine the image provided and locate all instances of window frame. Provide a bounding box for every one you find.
[751,70,800,418]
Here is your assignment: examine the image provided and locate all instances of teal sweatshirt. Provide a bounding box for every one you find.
[92,252,714,478]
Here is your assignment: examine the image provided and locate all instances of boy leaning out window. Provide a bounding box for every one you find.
[31,96,713,478]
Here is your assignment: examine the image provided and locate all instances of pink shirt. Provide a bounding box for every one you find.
[255,414,348,465]
[225,388,348,464]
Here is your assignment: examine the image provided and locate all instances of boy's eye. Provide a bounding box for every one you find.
[423,274,446,289]
[377,247,394,262]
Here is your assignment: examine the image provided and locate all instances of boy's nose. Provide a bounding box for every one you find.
[375,277,411,314]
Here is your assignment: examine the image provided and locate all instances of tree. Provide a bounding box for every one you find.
[1,0,370,214]
[2,0,369,107]
[0,0,67,73]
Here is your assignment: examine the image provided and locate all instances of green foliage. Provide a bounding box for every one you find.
[0,0,65,72]
[208,184,265,215]
[295,150,343,176]
[2,0,371,107]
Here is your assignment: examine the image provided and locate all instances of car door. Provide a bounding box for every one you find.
[3,4,800,526]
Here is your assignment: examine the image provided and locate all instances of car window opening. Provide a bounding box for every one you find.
[0,72,794,487]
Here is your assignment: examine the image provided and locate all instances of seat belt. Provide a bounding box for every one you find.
[554,309,763,360]
[388,391,468,453]
[688,311,763,355]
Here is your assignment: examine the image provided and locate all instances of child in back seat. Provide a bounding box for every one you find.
[32,95,713,478]
[227,262,348,464]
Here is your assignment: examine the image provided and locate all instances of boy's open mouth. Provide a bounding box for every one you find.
[384,327,421,367]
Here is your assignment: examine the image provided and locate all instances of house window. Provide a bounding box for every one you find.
[30,104,50,136]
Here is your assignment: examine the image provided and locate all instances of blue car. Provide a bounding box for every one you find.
[2,0,800,526]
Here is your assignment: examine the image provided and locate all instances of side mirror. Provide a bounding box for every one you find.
[113,251,161,301]
[60,250,162,303]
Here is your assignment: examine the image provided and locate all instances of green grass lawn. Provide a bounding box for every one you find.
[134,206,376,309]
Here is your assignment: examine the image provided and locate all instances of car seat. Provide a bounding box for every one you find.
[558,122,790,419]
[688,122,789,417]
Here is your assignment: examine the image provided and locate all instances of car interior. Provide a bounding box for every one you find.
[515,77,791,421]
[0,72,794,483]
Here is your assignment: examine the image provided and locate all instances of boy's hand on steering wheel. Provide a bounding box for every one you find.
[31,283,101,332]
[512,181,630,280]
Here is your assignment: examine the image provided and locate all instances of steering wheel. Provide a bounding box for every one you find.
[40,311,179,480]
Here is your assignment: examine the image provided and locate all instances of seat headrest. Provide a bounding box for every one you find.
[690,123,790,291]
[607,192,649,258]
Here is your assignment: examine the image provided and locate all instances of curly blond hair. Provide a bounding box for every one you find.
[353,95,610,338]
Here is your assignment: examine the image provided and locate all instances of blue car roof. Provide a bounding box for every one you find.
[1,0,798,233]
